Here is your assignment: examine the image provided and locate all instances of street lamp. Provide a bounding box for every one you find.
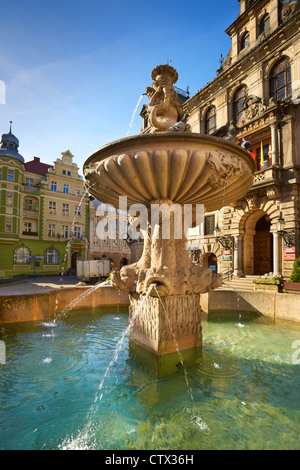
[214,224,233,250]
[277,212,295,247]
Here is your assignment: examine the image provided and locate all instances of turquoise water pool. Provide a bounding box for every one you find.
[0,308,300,450]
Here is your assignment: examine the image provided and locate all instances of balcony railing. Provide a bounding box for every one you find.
[252,166,280,187]
[23,185,40,194]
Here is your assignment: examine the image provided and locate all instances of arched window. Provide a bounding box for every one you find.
[14,246,31,264]
[240,32,250,51]
[259,14,270,35]
[233,86,247,123]
[44,247,59,265]
[269,57,292,101]
[204,107,216,135]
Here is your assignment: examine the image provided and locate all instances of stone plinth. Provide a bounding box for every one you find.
[129,292,202,355]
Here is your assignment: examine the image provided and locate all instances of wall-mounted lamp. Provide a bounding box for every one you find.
[277,212,295,247]
[214,224,233,250]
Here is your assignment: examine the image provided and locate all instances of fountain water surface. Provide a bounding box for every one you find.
[84,65,255,356]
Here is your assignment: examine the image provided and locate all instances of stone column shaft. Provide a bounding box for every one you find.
[273,231,281,275]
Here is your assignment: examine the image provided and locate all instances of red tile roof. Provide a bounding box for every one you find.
[24,157,53,176]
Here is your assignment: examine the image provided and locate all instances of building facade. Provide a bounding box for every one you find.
[88,198,131,269]
[183,0,300,278]
[0,127,89,280]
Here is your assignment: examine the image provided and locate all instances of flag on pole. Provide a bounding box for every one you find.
[260,141,264,169]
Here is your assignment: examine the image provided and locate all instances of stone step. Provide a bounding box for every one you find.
[217,275,257,292]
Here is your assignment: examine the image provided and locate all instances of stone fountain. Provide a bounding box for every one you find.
[84,64,255,357]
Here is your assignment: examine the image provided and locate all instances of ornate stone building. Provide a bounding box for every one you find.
[0,126,88,280]
[183,0,300,278]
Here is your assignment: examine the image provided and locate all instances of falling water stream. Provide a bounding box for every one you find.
[59,285,155,450]
[126,94,145,136]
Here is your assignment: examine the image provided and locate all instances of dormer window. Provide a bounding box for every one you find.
[240,32,250,51]
[259,14,270,36]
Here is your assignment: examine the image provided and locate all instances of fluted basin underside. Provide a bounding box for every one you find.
[84,132,255,212]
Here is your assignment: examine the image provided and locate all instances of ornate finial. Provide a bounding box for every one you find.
[151,64,179,84]
[9,121,12,133]
[219,54,224,68]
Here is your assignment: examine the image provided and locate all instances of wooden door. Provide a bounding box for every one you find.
[254,231,273,275]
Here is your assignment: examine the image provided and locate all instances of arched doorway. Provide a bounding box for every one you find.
[254,215,273,275]
[71,251,82,274]
[208,253,218,274]
[242,210,274,275]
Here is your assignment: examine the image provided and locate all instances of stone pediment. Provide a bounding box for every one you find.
[237,95,266,127]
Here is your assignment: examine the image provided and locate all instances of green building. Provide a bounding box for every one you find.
[0,124,89,280]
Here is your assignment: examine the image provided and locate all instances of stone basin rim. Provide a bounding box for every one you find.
[84,132,256,173]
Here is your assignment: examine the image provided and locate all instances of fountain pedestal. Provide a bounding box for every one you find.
[84,65,255,358]
[129,293,202,355]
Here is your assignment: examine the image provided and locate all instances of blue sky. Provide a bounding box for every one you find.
[0,0,240,173]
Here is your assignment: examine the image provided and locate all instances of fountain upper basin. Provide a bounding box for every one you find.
[84,132,255,212]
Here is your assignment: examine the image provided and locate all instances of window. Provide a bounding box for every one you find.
[240,32,250,51]
[113,239,119,247]
[5,218,13,233]
[14,246,31,264]
[62,170,66,175]
[7,170,14,182]
[6,192,13,207]
[44,247,59,265]
[63,184,69,194]
[75,205,81,217]
[62,225,69,238]
[75,187,81,196]
[205,107,216,135]
[24,222,32,233]
[49,201,57,214]
[204,215,215,235]
[259,14,270,36]
[67,171,71,176]
[51,181,57,192]
[62,203,70,216]
[24,199,34,211]
[48,224,56,237]
[26,178,33,187]
[269,57,292,101]
[74,226,82,239]
[255,142,271,170]
[0,169,2,179]
[233,86,247,123]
